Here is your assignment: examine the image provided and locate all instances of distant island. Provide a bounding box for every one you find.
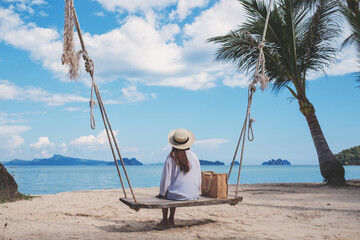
[335,145,360,165]
[108,158,143,166]
[200,160,224,165]
[262,159,291,165]
[4,154,143,166]
[4,155,232,166]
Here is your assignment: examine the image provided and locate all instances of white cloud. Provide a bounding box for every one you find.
[2,0,47,15]
[82,15,184,80]
[7,134,25,149]
[222,72,250,88]
[34,149,52,159]
[86,0,248,90]
[31,0,47,5]
[0,2,243,91]
[121,86,156,102]
[159,23,180,42]
[70,130,117,149]
[173,0,208,20]
[156,72,217,90]
[70,130,141,156]
[94,11,105,17]
[0,7,67,79]
[0,125,30,154]
[15,3,34,14]
[194,138,230,149]
[0,112,28,124]
[30,136,54,149]
[3,0,47,5]
[0,112,8,124]
[94,0,177,13]
[307,46,358,80]
[183,0,245,47]
[150,0,247,90]
[64,107,82,112]
[59,142,67,154]
[0,80,20,100]
[0,80,88,106]
[1,0,357,95]
[0,124,30,135]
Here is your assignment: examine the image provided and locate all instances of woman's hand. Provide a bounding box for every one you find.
[156,194,164,198]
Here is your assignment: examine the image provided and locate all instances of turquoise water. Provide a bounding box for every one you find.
[6,165,360,195]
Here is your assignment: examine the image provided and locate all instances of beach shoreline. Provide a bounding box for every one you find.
[1,181,359,240]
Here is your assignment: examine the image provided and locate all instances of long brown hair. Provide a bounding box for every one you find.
[169,147,191,173]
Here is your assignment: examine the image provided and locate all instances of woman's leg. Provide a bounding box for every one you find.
[158,208,168,225]
[168,207,176,225]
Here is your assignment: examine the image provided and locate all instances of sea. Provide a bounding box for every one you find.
[6,165,360,195]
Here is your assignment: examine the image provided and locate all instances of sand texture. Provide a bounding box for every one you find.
[1,181,360,240]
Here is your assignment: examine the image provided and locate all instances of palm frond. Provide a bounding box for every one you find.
[208,0,341,95]
[341,33,356,49]
[341,3,360,84]
[207,29,259,74]
[297,0,340,74]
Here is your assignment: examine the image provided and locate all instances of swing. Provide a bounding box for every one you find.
[120,195,243,211]
[61,0,272,211]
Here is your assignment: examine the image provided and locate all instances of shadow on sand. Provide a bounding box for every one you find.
[97,218,216,232]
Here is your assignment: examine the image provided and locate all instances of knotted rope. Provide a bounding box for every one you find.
[61,0,137,203]
[254,0,272,90]
[255,42,270,90]
[228,0,272,197]
[82,50,96,129]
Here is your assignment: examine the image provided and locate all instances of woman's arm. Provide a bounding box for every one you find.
[196,155,201,194]
[159,156,172,196]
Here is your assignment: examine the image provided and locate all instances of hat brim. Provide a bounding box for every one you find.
[168,129,195,150]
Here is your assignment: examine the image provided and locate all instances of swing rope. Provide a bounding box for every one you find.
[62,0,272,203]
[62,0,137,203]
[228,0,272,197]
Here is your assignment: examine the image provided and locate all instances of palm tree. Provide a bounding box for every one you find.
[345,0,359,12]
[342,0,360,85]
[208,0,346,185]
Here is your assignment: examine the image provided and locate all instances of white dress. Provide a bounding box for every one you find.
[159,150,201,200]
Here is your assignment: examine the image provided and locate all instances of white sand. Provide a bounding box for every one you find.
[1,182,360,240]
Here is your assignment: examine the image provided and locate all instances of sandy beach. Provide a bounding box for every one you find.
[1,181,359,240]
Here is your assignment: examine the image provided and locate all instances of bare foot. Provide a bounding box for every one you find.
[156,219,168,226]
[168,218,175,226]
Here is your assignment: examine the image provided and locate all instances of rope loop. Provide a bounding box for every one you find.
[80,50,97,130]
[89,81,96,130]
[90,97,96,130]
[248,118,255,141]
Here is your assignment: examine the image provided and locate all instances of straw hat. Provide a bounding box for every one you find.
[168,129,195,150]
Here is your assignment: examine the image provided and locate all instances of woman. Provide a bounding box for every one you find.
[156,128,201,226]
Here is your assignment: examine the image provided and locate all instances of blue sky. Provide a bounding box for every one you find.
[0,0,359,165]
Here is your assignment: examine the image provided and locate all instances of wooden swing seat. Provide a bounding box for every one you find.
[120,195,243,210]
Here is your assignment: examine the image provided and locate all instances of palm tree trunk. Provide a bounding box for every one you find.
[302,108,346,185]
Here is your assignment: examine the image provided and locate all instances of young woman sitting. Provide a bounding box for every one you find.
[156,128,201,226]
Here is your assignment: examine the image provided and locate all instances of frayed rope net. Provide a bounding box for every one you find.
[61,0,82,80]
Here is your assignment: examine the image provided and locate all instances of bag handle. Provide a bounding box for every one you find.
[202,172,213,192]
